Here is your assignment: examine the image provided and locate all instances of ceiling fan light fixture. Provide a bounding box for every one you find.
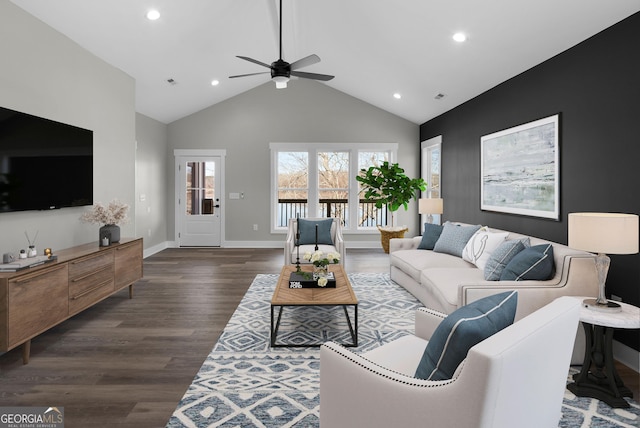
[273,75,289,89]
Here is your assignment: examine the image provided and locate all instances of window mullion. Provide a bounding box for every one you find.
[308,148,318,216]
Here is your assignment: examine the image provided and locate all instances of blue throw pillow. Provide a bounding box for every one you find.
[484,239,528,280]
[415,291,518,380]
[432,223,481,257]
[297,218,334,245]
[500,244,555,281]
[418,223,444,250]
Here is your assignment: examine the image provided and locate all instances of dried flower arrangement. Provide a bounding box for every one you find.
[80,199,130,226]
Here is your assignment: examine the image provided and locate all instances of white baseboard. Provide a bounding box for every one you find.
[143,241,170,258]
[613,340,640,373]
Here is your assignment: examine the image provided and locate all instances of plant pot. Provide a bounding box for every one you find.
[99,224,121,246]
[377,225,408,253]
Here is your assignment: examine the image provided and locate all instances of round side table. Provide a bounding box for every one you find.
[567,297,640,408]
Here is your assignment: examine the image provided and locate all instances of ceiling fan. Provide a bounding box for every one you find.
[229,0,334,88]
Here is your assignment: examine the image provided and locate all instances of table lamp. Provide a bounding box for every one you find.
[419,198,444,224]
[568,212,639,312]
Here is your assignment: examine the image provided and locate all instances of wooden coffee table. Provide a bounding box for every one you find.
[270,264,358,347]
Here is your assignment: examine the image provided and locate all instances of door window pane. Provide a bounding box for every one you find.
[185,161,215,215]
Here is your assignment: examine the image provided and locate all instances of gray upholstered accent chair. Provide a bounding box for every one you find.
[320,296,580,428]
[284,217,345,266]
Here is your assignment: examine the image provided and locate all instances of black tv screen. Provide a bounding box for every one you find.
[0,106,93,212]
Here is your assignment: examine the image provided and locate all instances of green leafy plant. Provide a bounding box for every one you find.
[356,161,426,227]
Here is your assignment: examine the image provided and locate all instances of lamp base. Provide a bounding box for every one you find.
[583,298,621,313]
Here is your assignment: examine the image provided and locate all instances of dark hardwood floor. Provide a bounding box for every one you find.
[0,247,637,427]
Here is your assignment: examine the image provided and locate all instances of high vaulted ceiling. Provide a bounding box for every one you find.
[11,0,639,125]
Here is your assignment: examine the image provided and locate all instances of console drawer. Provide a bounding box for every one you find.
[69,251,115,314]
[8,264,68,347]
[69,251,114,278]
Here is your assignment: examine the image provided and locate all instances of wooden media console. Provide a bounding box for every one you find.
[0,238,143,364]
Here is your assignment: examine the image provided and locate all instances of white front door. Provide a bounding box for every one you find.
[176,155,223,246]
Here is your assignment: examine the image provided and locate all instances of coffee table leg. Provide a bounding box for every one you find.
[343,305,358,347]
[271,305,284,347]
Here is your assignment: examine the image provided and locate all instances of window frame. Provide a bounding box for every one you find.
[270,142,398,233]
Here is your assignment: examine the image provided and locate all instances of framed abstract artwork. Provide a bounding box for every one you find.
[481,114,560,220]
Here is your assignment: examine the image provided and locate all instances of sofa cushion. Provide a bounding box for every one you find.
[420,267,485,314]
[391,250,474,283]
[298,218,333,245]
[418,223,444,250]
[415,291,518,380]
[433,223,481,257]
[500,244,555,281]
[484,239,528,281]
[462,228,509,270]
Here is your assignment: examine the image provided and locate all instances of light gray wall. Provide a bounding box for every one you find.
[167,79,420,246]
[135,113,169,249]
[0,1,137,255]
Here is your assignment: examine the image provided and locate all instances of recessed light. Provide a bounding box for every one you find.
[453,32,466,42]
[393,93,402,100]
[146,9,160,20]
[211,80,220,86]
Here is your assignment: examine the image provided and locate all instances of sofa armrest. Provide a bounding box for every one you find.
[389,236,422,252]
[415,307,447,340]
[458,254,598,320]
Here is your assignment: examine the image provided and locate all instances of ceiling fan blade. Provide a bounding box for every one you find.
[236,56,272,69]
[291,70,335,81]
[289,54,320,70]
[229,72,270,79]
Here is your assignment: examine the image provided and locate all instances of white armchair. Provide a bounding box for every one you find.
[284,217,345,266]
[320,296,580,428]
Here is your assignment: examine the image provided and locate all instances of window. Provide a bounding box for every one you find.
[421,136,442,224]
[276,152,309,224]
[318,151,349,225]
[271,143,397,232]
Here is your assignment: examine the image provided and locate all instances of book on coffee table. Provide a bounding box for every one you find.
[288,271,336,288]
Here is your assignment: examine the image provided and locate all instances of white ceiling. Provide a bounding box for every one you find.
[11,0,640,125]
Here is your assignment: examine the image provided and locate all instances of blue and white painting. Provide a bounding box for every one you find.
[481,114,559,219]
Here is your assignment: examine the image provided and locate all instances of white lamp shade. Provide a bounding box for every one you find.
[568,212,639,254]
[419,198,444,215]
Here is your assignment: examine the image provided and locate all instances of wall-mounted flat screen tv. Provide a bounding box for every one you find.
[0,106,93,212]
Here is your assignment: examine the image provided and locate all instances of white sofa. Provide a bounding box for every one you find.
[389,223,598,322]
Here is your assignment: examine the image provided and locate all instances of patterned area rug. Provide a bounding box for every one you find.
[167,273,639,428]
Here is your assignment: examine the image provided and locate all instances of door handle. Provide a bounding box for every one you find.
[215,205,220,208]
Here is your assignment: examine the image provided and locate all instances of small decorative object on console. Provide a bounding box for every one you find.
[25,230,38,257]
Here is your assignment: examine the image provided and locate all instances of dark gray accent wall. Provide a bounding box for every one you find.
[420,13,640,351]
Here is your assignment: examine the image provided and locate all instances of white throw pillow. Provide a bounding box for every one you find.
[462,228,509,270]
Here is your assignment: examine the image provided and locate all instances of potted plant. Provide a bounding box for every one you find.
[356,161,426,252]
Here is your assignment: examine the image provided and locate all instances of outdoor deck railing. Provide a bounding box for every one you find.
[277,198,386,228]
